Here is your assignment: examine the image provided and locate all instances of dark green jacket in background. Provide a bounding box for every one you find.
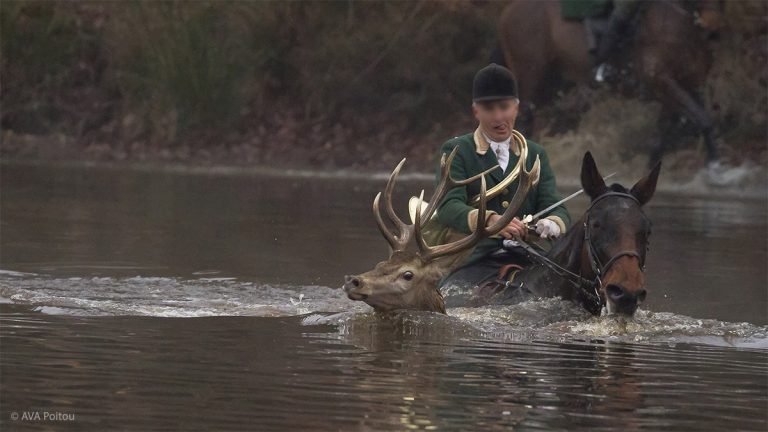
[559,0,612,21]
[435,128,571,266]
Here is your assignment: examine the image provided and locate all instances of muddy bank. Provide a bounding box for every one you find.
[2,1,765,181]
[3,102,766,198]
[4,85,766,196]
[1,107,468,173]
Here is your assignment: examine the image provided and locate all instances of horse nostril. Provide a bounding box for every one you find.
[350,277,361,288]
[637,289,647,303]
[606,284,625,301]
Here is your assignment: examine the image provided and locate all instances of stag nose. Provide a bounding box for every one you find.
[605,284,646,315]
[343,275,364,295]
[344,275,361,289]
[343,275,369,300]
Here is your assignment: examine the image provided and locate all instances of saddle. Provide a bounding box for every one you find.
[470,263,525,305]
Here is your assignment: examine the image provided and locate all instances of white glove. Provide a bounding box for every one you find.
[502,239,521,249]
[535,218,561,239]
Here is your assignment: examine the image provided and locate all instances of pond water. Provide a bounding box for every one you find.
[1,163,766,431]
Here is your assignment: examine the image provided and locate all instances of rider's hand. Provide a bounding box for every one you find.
[535,218,561,239]
[488,214,528,240]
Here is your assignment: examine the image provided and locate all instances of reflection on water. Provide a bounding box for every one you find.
[2,164,765,323]
[1,164,767,430]
[1,304,766,431]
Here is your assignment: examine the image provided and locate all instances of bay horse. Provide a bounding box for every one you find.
[343,150,660,317]
[493,151,660,316]
[493,0,723,166]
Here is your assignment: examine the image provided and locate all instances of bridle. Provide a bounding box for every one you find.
[582,192,650,309]
[584,192,648,286]
[517,191,651,314]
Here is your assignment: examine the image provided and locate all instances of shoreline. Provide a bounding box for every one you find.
[3,157,766,201]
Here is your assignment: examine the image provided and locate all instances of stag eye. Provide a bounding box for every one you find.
[402,271,414,281]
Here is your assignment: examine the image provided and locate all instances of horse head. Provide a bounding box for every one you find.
[580,152,661,316]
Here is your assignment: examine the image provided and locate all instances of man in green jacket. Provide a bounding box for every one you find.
[436,63,571,288]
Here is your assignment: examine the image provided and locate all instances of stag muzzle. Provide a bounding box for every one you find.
[343,275,370,300]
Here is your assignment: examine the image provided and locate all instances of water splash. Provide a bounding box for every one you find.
[1,272,765,348]
[0,273,366,318]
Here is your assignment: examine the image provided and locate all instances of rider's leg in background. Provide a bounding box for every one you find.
[590,0,641,82]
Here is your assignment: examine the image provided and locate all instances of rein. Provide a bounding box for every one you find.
[517,192,649,313]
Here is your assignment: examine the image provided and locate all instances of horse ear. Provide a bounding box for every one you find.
[580,152,606,200]
[630,160,662,206]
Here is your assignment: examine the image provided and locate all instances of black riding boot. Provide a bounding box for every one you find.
[588,0,641,82]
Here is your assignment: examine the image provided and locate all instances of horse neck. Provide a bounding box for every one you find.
[540,217,604,313]
[546,216,588,277]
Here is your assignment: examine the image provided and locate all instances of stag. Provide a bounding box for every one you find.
[343,147,541,313]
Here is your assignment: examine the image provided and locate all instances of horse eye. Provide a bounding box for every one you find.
[402,271,414,281]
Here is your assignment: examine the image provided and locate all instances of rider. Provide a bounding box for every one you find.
[436,63,571,289]
[560,0,642,82]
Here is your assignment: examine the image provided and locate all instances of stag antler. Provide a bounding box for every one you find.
[415,155,539,261]
[373,146,541,260]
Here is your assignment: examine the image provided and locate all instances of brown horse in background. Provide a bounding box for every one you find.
[494,0,724,167]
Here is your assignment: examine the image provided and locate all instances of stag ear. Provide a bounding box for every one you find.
[630,160,661,206]
[580,152,607,200]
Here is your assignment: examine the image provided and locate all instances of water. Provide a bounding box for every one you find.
[1,163,766,430]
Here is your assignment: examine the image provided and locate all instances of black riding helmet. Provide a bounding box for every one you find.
[472,63,518,102]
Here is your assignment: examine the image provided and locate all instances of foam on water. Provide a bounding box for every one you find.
[0,273,367,318]
[2,272,766,348]
[457,299,768,348]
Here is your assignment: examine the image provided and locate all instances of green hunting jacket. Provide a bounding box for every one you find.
[435,127,571,267]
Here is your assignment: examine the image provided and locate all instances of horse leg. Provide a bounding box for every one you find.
[489,39,536,132]
[659,76,720,162]
[501,42,546,137]
[498,1,560,137]
[489,42,506,66]
[514,101,537,137]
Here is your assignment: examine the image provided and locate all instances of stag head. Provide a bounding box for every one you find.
[344,147,540,313]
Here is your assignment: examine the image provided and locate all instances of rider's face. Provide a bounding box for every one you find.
[473,98,519,142]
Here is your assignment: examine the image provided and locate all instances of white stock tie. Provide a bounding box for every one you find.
[484,133,511,172]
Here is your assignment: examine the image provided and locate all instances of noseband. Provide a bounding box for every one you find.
[583,192,649,296]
